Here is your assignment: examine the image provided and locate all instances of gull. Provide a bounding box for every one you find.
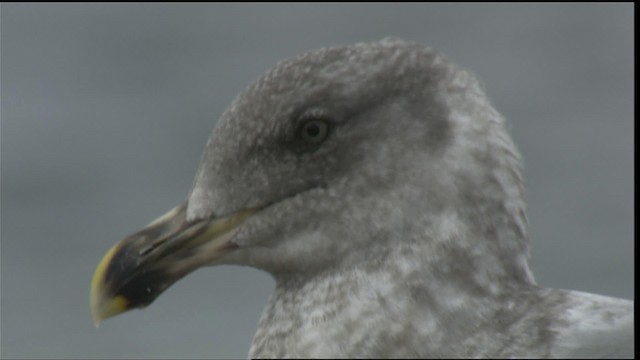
[90,38,633,358]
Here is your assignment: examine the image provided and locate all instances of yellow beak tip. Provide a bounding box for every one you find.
[91,295,129,326]
[90,243,128,326]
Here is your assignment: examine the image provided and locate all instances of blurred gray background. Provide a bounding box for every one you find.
[1,3,633,359]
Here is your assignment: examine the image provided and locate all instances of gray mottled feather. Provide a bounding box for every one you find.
[185,38,633,358]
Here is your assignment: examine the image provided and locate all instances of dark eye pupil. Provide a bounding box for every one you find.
[300,119,329,144]
[305,123,320,137]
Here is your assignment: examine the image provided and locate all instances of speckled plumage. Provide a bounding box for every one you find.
[183,38,633,358]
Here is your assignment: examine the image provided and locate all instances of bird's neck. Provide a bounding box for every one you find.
[249,239,534,358]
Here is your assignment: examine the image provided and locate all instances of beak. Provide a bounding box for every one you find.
[90,202,254,326]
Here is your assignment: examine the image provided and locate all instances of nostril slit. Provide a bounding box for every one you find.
[138,237,170,257]
[138,245,155,257]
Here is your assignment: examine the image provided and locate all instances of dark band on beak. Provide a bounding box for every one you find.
[90,202,254,326]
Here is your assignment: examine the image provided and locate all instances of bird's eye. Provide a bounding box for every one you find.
[300,119,329,144]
